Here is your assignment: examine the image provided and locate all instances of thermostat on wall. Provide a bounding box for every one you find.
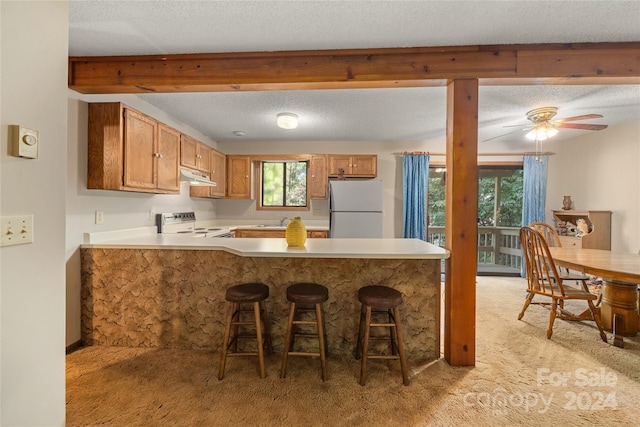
[11,125,39,159]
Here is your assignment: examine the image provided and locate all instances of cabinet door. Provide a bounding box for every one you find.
[210,149,226,198]
[352,155,377,177]
[309,154,327,199]
[198,143,211,173]
[226,155,252,198]
[328,155,352,176]
[180,134,199,170]
[123,109,157,189]
[156,124,180,192]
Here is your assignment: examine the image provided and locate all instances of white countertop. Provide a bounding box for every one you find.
[81,231,449,260]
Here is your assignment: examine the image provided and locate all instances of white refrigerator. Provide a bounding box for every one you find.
[329,180,383,238]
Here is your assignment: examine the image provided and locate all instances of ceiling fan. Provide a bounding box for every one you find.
[484,106,608,142]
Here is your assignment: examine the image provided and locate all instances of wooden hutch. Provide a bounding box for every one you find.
[551,210,612,250]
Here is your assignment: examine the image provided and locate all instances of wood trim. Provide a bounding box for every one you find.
[68,42,640,94]
[66,340,84,355]
[248,154,311,161]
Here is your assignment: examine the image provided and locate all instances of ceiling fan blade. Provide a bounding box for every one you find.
[554,114,603,123]
[502,124,532,129]
[482,128,529,142]
[557,123,608,130]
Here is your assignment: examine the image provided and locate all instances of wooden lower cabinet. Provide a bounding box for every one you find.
[234,229,328,238]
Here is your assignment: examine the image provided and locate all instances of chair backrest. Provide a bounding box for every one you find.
[520,226,566,297]
[528,222,561,247]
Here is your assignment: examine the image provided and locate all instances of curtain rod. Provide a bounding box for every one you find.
[397,151,555,156]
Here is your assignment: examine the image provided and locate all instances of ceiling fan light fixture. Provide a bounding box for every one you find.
[277,112,298,129]
[525,124,559,141]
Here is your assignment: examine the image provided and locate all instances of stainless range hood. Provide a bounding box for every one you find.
[179,168,217,187]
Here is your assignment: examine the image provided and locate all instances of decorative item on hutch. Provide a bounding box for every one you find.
[562,196,572,210]
[286,217,307,247]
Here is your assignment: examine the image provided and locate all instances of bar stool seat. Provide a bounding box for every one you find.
[218,283,273,380]
[280,283,329,381]
[355,285,409,386]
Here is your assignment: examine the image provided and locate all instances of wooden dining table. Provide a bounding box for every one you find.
[549,247,640,347]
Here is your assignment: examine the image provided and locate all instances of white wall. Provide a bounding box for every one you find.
[66,93,222,346]
[546,119,640,252]
[1,2,67,425]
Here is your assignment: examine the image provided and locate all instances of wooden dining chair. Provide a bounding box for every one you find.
[528,222,561,247]
[527,222,601,305]
[518,226,607,342]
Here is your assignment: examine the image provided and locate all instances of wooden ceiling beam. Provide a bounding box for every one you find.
[68,42,640,94]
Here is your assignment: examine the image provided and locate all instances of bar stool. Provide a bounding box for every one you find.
[218,283,273,380]
[280,283,329,381]
[355,285,409,386]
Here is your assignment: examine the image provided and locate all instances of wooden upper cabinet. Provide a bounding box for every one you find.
[328,154,377,177]
[190,148,226,199]
[180,134,211,173]
[123,109,157,190]
[156,124,181,192]
[226,155,253,199]
[210,149,226,198]
[87,102,180,194]
[309,154,328,199]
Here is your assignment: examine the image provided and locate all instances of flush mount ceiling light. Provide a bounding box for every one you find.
[277,112,298,129]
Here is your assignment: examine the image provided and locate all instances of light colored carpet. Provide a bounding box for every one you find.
[66,276,640,426]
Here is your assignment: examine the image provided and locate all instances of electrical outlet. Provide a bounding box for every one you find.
[1,215,33,247]
[95,210,104,225]
[248,208,254,216]
[313,209,321,216]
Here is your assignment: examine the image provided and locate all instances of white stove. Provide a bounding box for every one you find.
[156,212,234,238]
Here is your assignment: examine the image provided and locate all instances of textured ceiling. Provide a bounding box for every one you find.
[68,1,640,144]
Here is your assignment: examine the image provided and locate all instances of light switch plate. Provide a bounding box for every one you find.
[1,215,34,247]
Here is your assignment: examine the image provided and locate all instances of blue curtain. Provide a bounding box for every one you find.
[521,154,548,227]
[521,154,548,276]
[402,154,430,240]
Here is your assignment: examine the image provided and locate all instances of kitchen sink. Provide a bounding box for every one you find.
[255,224,285,228]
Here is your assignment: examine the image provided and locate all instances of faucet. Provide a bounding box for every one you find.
[279,216,289,226]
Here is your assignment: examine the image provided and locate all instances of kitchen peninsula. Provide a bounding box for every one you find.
[81,234,449,363]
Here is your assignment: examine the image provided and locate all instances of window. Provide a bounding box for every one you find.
[427,165,523,227]
[260,161,308,209]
